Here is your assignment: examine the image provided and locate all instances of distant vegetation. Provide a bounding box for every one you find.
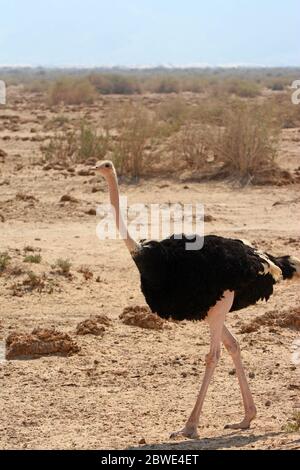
[3,66,299,184]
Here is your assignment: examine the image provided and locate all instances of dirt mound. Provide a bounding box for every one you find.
[240,308,300,334]
[120,306,169,330]
[76,317,106,336]
[94,314,111,326]
[6,328,80,360]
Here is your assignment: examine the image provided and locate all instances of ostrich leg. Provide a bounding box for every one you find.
[222,326,257,429]
[170,290,234,439]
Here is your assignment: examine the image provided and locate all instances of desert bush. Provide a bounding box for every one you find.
[156,97,190,133]
[148,76,180,94]
[24,79,50,93]
[77,123,110,162]
[48,78,96,105]
[283,412,300,433]
[224,80,261,98]
[54,258,72,276]
[42,130,78,166]
[89,74,140,95]
[24,254,42,264]
[269,82,285,91]
[44,115,70,130]
[269,93,300,129]
[109,104,158,178]
[0,252,11,273]
[171,124,212,169]
[23,272,46,292]
[209,104,281,184]
[42,122,109,166]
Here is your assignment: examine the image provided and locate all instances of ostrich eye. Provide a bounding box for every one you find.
[105,163,110,168]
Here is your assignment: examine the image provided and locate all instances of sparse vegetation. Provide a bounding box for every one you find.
[42,121,109,166]
[48,77,96,105]
[78,266,93,281]
[0,252,11,273]
[54,258,72,276]
[171,124,211,170]
[283,412,300,433]
[224,79,261,98]
[109,104,158,178]
[24,254,42,264]
[23,271,46,292]
[208,104,282,185]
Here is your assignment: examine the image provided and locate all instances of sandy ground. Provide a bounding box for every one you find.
[0,90,300,450]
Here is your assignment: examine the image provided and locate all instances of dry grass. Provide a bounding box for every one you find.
[53,258,72,276]
[0,252,11,274]
[171,124,212,170]
[108,104,158,178]
[23,254,42,264]
[42,122,109,167]
[48,78,96,105]
[283,412,300,433]
[208,104,283,185]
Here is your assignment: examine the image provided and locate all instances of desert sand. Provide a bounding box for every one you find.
[0,87,299,450]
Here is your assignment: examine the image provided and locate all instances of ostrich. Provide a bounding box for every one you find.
[93,160,300,439]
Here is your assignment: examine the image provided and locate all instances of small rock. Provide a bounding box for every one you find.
[86,208,96,216]
[139,438,146,445]
[265,400,272,407]
[60,194,78,203]
[229,369,236,376]
[249,372,255,379]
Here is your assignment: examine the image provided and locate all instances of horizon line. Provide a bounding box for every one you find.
[1,63,300,70]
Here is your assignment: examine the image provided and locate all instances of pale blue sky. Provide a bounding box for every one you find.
[0,0,299,67]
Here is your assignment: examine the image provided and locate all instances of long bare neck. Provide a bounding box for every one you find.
[106,172,140,255]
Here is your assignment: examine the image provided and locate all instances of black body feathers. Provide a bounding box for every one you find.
[133,235,297,321]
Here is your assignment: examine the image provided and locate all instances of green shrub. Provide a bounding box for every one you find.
[24,254,42,264]
[0,252,11,273]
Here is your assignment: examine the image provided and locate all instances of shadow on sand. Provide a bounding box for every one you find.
[128,431,298,451]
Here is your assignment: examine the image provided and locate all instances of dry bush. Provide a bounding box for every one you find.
[53,258,72,276]
[77,123,110,162]
[89,73,140,94]
[108,104,158,178]
[283,412,300,433]
[77,265,93,280]
[48,77,96,105]
[209,104,284,185]
[42,122,109,167]
[24,79,50,94]
[269,93,300,129]
[24,254,42,264]
[147,76,180,94]
[42,130,78,167]
[0,252,11,274]
[156,97,191,133]
[170,124,212,170]
[223,79,261,98]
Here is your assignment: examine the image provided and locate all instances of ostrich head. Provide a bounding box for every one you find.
[92,160,116,178]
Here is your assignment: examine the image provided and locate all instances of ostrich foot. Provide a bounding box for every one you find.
[224,411,256,430]
[170,424,199,440]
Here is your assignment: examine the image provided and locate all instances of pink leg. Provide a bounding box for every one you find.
[222,326,257,429]
[170,290,234,440]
